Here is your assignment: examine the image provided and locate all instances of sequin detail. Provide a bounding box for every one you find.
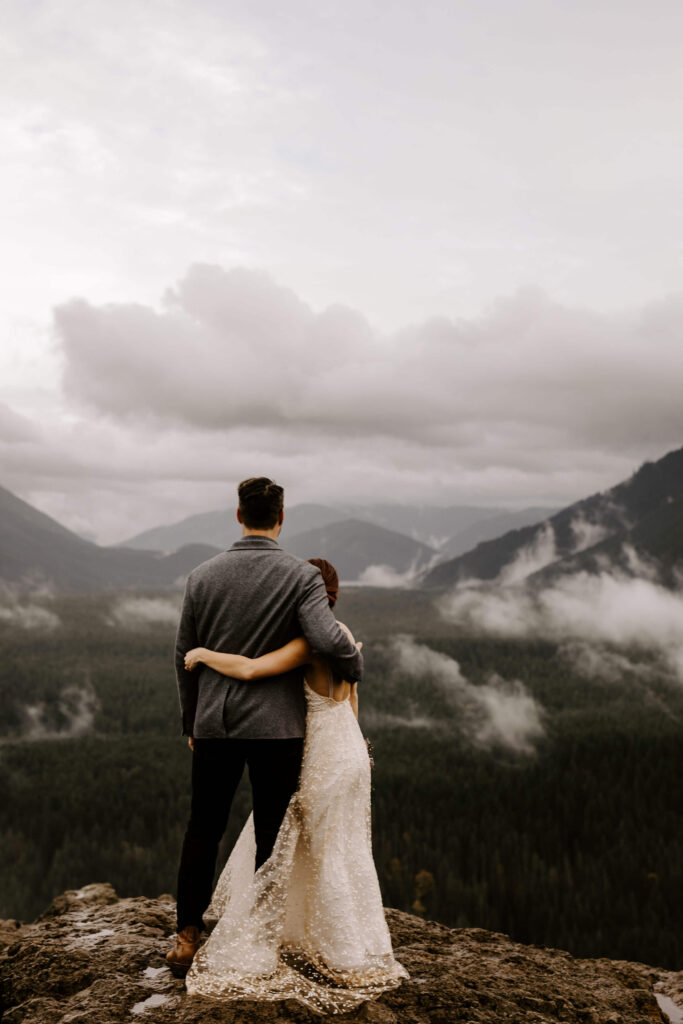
[186,681,408,1014]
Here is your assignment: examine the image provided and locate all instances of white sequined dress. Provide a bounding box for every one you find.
[186,671,408,1014]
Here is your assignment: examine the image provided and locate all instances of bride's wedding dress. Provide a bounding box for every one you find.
[186,671,408,1014]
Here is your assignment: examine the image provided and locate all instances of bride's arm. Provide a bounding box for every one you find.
[184,637,311,680]
[349,682,359,720]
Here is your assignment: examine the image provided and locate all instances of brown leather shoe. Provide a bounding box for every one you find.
[165,926,201,978]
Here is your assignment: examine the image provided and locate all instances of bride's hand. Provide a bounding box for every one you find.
[185,648,206,671]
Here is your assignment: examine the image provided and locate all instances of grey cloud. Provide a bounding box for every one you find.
[498,522,558,586]
[18,683,99,742]
[4,0,683,386]
[439,563,683,684]
[569,513,610,554]
[360,707,441,731]
[0,403,41,443]
[0,384,668,545]
[4,1,683,547]
[0,264,667,542]
[558,641,670,687]
[108,596,181,629]
[55,266,683,456]
[390,635,545,754]
[0,602,61,631]
[357,562,425,589]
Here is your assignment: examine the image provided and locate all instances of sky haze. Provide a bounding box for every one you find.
[1,0,682,542]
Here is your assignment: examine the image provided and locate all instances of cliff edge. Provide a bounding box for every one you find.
[0,884,680,1023]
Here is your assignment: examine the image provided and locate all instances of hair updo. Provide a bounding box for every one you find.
[307,557,339,607]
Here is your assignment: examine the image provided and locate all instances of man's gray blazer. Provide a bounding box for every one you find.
[175,536,364,740]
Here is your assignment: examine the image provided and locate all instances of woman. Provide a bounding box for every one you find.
[183,558,407,1014]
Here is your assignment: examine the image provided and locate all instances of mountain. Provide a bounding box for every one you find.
[8,444,682,593]
[340,503,511,547]
[0,484,221,591]
[537,491,683,587]
[438,506,558,560]
[0,484,436,590]
[0,883,674,1023]
[119,502,530,554]
[422,446,683,588]
[0,484,100,588]
[119,503,343,552]
[283,518,437,581]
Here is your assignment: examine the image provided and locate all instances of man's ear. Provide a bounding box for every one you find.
[236,508,243,524]
[279,509,284,525]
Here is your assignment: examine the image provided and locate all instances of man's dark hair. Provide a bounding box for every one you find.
[238,477,284,530]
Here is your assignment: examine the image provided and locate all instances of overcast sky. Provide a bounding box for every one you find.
[1,0,682,543]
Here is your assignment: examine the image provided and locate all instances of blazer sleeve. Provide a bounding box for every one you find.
[296,571,364,683]
[175,579,200,736]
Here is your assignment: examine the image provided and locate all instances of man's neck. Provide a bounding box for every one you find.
[241,527,281,541]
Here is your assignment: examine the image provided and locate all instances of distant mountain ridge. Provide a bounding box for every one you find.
[422,445,683,588]
[282,518,437,581]
[117,504,343,553]
[1,484,555,591]
[438,507,558,560]
[0,484,221,591]
[6,444,680,593]
[119,502,557,559]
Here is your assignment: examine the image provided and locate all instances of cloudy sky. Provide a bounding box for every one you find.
[1,0,682,543]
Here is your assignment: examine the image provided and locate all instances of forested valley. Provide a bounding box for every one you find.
[0,587,681,970]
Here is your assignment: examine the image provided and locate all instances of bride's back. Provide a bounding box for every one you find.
[304,655,352,702]
[304,618,355,702]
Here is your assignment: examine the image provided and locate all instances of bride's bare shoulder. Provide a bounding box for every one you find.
[336,620,355,643]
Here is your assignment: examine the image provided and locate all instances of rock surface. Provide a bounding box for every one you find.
[0,884,680,1023]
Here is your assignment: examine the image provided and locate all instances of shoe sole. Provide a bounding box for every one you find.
[167,960,191,979]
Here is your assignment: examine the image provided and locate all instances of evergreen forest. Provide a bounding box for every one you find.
[0,587,681,970]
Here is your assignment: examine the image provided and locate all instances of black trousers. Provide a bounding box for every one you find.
[176,737,304,932]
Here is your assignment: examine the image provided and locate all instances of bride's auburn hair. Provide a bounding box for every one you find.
[307,558,339,608]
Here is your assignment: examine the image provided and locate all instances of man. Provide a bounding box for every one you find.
[166,477,363,976]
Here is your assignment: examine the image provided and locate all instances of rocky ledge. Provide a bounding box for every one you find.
[0,884,681,1023]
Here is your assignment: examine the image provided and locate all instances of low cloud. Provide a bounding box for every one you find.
[473,674,546,752]
[357,562,422,589]
[361,707,441,730]
[558,641,668,685]
[569,512,610,554]
[621,543,661,583]
[440,569,683,683]
[498,521,558,585]
[358,549,442,588]
[108,596,180,629]
[0,603,61,631]
[390,635,545,754]
[493,509,620,587]
[20,683,99,741]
